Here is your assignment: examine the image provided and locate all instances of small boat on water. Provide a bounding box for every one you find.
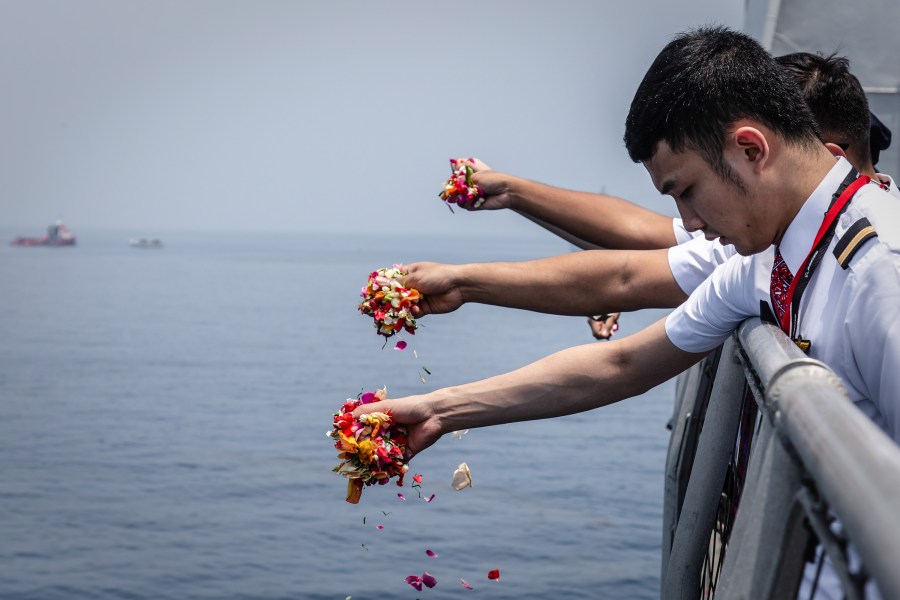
[128,238,163,248]
[10,220,76,247]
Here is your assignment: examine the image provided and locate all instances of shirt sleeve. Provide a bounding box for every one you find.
[665,253,760,353]
[668,236,737,295]
[847,249,900,444]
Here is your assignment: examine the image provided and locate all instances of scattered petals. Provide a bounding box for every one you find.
[425,549,437,558]
[405,575,423,592]
[460,579,473,590]
[394,340,407,350]
[452,462,473,490]
[397,493,406,501]
[488,569,500,581]
[376,525,384,530]
[413,473,423,484]
[422,572,437,588]
[424,493,436,503]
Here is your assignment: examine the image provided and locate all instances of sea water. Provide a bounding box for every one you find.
[0,229,674,599]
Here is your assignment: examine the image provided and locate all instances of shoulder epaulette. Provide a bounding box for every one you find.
[833,217,878,269]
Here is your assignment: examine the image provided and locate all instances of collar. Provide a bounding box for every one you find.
[876,172,899,197]
[778,157,854,274]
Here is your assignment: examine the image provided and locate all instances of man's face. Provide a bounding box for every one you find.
[644,141,772,256]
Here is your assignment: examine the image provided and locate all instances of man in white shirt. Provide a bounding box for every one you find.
[355,21,900,509]
[403,52,898,337]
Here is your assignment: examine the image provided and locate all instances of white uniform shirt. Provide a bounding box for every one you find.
[666,158,900,443]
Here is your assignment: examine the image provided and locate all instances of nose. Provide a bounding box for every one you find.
[674,199,706,232]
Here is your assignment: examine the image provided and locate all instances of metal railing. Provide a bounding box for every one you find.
[661,318,900,599]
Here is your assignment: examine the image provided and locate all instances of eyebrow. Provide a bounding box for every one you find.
[660,179,677,196]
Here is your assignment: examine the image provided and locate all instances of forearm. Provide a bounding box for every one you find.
[506,176,677,250]
[428,319,701,433]
[457,249,687,315]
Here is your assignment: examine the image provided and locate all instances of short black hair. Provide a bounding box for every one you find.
[775,52,872,167]
[624,26,821,183]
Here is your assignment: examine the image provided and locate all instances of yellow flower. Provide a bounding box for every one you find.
[337,432,358,454]
[358,439,377,464]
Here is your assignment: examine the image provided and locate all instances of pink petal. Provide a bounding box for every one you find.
[425,549,437,557]
[376,525,384,530]
[460,579,473,590]
[422,572,437,588]
[394,340,407,350]
[413,473,423,484]
[423,494,436,503]
[397,493,406,500]
[360,392,377,404]
[405,576,423,591]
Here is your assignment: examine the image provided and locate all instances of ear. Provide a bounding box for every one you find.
[824,142,847,158]
[730,126,769,174]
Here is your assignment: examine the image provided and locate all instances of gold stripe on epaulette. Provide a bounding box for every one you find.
[836,225,877,267]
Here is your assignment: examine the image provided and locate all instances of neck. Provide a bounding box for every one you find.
[770,145,838,246]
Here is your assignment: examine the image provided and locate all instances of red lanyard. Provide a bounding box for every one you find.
[778,173,871,334]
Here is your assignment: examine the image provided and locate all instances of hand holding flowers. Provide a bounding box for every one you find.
[329,388,410,504]
[358,265,420,339]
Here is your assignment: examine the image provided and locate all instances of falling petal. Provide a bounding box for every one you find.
[413,349,418,359]
[413,473,423,484]
[488,569,500,581]
[363,517,366,525]
[460,579,473,590]
[405,576,423,592]
[424,494,436,503]
[419,373,426,384]
[422,366,432,375]
[451,429,469,440]
[376,525,384,530]
[397,493,406,501]
[451,462,473,490]
[422,572,437,588]
[394,340,407,350]
[361,544,368,551]
[425,549,437,557]
[381,510,391,516]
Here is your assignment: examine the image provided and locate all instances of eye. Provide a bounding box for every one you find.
[679,186,693,201]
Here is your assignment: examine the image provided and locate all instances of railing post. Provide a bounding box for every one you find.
[663,338,745,600]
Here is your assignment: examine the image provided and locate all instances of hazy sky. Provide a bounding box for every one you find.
[0,1,744,236]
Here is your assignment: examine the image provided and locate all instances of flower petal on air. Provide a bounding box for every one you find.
[425,549,437,557]
[394,340,407,350]
[424,494,436,503]
[413,473,422,484]
[460,579,473,590]
[488,569,500,580]
[422,572,437,588]
[397,493,406,501]
[405,576,423,591]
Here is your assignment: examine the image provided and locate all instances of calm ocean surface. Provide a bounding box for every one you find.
[0,228,675,599]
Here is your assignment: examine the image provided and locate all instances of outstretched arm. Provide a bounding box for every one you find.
[460,159,677,250]
[353,318,704,458]
[403,248,687,318]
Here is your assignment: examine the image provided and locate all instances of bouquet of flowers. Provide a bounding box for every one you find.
[439,157,485,209]
[358,265,420,339]
[329,388,409,504]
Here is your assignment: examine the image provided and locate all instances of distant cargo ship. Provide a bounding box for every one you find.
[10,220,76,246]
[129,238,163,248]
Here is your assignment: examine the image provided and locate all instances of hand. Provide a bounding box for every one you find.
[351,395,443,460]
[448,158,516,211]
[401,262,466,317]
[588,313,621,340]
